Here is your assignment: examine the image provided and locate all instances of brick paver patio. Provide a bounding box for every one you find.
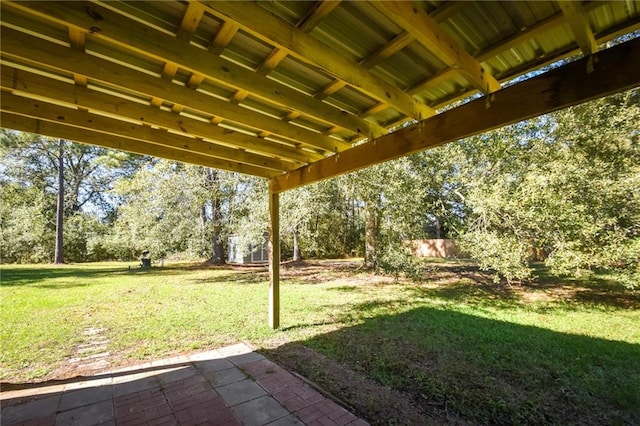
[1,343,369,426]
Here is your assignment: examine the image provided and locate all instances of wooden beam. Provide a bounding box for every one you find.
[477,0,609,63]
[3,2,379,140]
[268,191,280,329]
[0,65,318,165]
[270,36,640,193]
[371,1,501,94]
[256,0,341,75]
[0,92,291,173]
[233,2,340,110]
[429,1,466,23]
[209,21,239,54]
[202,1,434,120]
[1,112,277,178]
[67,27,88,87]
[476,12,565,63]
[359,31,414,69]
[177,1,206,42]
[0,26,349,154]
[559,1,598,56]
[298,0,341,32]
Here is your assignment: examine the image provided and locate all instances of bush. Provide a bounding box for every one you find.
[459,231,532,285]
[377,242,423,281]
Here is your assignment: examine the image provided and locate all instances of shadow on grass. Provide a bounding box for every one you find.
[0,267,129,287]
[0,263,269,288]
[265,305,640,425]
[406,261,640,311]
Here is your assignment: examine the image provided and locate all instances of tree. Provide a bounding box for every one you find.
[54,139,64,263]
[1,131,142,263]
[453,89,640,285]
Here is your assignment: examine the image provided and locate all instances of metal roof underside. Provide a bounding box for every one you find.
[1,1,640,185]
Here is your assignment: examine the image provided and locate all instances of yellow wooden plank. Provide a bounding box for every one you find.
[256,49,288,75]
[177,1,206,41]
[68,26,85,51]
[67,27,87,87]
[202,1,433,119]
[315,80,347,100]
[0,91,291,172]
[359,31,414,69]
[476,13,564,62]
[209,21,239,53]
[559,1,598,56]
[0,65,317,165]
[372,1,500,94]
[475,1,614,63]
[0,26,349,154]
[268,190,280,329]
[270,36,640,192]
[297,0,341,32]
[429,1,466,23]
[1,112,278,178]
[407,68,458,96]
[320,30,414,120]
[255,1,340,77]
[161,63,180,80]
[3,1,379,140]
[186,73,205,89]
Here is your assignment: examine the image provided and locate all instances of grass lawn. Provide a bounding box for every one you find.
[1,260,638,425]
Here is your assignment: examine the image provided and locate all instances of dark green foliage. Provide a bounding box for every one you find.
[1,91,638,288]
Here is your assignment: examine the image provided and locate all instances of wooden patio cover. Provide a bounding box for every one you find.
[1,1,639,328]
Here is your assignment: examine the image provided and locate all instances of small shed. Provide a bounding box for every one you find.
[227,234,268,264]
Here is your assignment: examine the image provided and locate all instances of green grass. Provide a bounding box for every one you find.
[1,260,639,425]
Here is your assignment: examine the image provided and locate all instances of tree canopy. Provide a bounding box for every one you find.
[1,90,638,286]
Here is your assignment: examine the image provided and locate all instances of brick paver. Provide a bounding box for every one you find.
[1,343,369,426]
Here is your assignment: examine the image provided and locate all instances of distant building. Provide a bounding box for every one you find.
[227,234,269,264]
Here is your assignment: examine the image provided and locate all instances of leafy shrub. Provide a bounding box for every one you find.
[377,242,422,281]
[459,231,531,285]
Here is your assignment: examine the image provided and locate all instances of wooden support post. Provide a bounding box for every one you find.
[268,190,280,329]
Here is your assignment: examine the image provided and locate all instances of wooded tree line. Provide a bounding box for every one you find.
[1,90,638,287]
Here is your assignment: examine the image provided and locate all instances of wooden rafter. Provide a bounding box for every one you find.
[67,27,88,88]
[209,21,239,54]
[1,112,279,178]
[0,92,292,173]
[372,1,501,94]
[176,1,207,99]
[270,36,640,192]
[202,1,433,120]
[257,0,341,76]
[2,1,378,141]
[317,30,415,116]
[177,1,206,42]
[355,1,488,120]
[0,0,638,184]
[0,65,318,165]
[233,1,341,116]
[1,26,349,154]
[559,1,598,56]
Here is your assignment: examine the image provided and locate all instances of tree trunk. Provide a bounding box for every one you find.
[207,169,225,264]
[364,199,378,269]
[54,139,64,264]
[200,203,207,257]
[292,224,302,262]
